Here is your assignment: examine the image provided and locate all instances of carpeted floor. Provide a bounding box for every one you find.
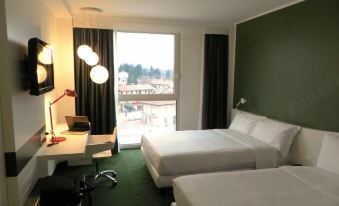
[54,149,174,206]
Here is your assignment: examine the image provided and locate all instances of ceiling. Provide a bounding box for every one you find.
[43,0,302,27]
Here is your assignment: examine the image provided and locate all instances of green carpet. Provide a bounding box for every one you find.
[54,149,174,206]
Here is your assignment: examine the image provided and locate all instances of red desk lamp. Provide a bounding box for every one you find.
[49,89,77,143]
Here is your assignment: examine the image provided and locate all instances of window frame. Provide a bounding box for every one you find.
[114,31,181,131]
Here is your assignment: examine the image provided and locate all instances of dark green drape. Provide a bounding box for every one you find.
[73,28,118,153]
[202,34,229,129]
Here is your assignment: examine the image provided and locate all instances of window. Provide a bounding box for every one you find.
[115,32,179,147]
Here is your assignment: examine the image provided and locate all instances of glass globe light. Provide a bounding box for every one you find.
[38,47,52,65]
[85,51,99,66]
[37,65,48,84]
[90,65,109,84]
[77,44,92,60]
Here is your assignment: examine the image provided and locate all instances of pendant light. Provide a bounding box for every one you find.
[85,51,99,66]
[76,8,93,60]
[76,7,101,62]
[77,7,109,84]
[77,45,92,60]
[90,65,109,84]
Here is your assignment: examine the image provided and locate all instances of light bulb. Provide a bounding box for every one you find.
[90,65,109,84]
[77,44,92,60]
[38,47,52,65]
[85,51,99,66]
[37,65,48,84]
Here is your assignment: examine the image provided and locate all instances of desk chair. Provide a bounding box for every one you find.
[86,127,118,187]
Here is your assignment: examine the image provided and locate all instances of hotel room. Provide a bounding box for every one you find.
[0,0,338,205]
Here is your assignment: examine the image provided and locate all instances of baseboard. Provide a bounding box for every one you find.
[119,143,141,149]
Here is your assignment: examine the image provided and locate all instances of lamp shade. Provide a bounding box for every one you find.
[85,51,99,66]
[65,89,77,97]
[90,65,109,84]
[77,44,92,60]
[240,98,247,104]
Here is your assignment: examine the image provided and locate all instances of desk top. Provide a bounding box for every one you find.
[36,124,89,160]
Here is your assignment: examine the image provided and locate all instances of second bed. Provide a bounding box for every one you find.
[141,112,300,187]
[141,128,283,187]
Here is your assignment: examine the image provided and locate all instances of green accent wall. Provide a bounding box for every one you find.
[234,0,339,131]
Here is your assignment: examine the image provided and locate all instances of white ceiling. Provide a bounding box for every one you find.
[44,0,302,27]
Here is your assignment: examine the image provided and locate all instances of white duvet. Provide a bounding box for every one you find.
[173,166,339,206]
[141,129,277,176]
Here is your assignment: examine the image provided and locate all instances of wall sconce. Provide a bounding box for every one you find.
[235,98,247,109]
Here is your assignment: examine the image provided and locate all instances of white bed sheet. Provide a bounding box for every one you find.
[141,129,277,176]
[173,166,339,206]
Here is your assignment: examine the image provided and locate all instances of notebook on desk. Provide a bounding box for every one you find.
[62,116,90,135]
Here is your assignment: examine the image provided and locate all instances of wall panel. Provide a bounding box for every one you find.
[234,0,339,131]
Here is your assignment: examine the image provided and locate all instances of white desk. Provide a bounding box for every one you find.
[36,124,89,176]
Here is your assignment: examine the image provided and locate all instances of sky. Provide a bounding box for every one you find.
[116,32,174,71]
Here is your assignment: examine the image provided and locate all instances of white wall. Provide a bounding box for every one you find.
[2,0,60,205]
[227,24,237,125]
[4,0,71,146]
[0,1,11,205]
[5,0,46,151]
[0,112,8,206]
[72,17,228,130]
[54,18,76,124]
[0,0,15,154]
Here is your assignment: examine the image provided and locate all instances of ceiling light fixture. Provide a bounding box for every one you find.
[77,7,109,84]
[76,7,101,61]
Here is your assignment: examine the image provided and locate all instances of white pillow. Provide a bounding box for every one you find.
[250,119,300,157]
[316,134,339,175]
[229,112,266,134]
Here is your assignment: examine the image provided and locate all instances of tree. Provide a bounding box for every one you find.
[154,68,161,79]
[149,66,154,77]
[165,70,171,79]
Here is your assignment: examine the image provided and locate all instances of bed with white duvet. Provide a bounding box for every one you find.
[172,133,339,206]
[173,166,339,206]
[141,112,299,187]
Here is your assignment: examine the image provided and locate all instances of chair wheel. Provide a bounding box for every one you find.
[105,171,117,177]
[112,171,117,177]
[112,180,117,187]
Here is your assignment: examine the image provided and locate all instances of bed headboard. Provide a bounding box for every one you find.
[288,127,339,166]
[231,109,338,166]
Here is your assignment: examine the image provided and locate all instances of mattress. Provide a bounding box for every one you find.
[141,146,254,188]
[141,129,278,176]
[173,166,339,206]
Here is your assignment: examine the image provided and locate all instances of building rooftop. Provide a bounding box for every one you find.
[118,71,129,78]
[134,101,176,106]
[149,79,173,86]
[119,84,155,92]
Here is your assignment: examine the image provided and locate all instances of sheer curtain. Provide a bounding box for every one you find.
[73,28,118,153]
[202,34,229,129]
